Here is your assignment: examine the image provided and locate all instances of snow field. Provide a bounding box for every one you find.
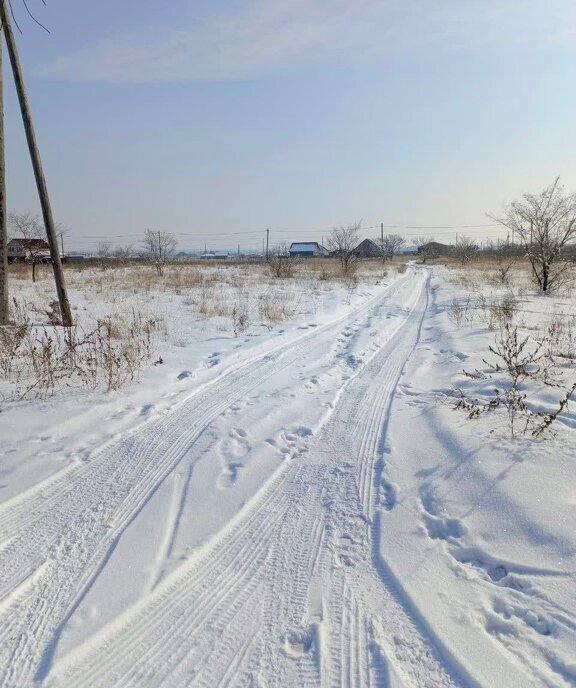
[1,258,575,686]
[379,262,576,687]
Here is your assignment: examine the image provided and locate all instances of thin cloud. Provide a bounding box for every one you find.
[39,0,576,83]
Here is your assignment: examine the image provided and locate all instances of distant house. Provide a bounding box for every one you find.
[200,251,229,260]
[7,238,51,263]
[400,245,418,256]
[352,238,384,259]
[289,242,328,258]
[417,241,450,258]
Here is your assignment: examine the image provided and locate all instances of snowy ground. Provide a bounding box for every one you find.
[0,260,575,687]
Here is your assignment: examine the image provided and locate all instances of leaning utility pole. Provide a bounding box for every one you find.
[0,29,8,325]
[0,0,72,326]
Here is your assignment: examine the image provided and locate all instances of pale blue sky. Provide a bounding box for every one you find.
[4,0,576,252]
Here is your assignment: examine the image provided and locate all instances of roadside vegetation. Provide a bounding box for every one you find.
[0,256,405,403]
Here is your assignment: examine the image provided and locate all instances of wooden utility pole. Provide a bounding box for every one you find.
[265,228,269,259]
[380,222,384,262]
[0,29,8,325]
[0,0,72,326]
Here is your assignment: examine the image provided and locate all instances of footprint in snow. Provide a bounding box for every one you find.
[284,626,316,658]
[333,532,358,567]
[216,427,252,489]
[32,435,52,443]
[423,512,467,540]
[206,353,220,368]
[420,486,467,540]
[287,425,313,439]
[491,599,551,636]
[218,461,243,488]
[270,425,313,460]
[379,480,398,511]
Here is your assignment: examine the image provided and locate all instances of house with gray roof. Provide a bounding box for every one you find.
[289,242,329,258]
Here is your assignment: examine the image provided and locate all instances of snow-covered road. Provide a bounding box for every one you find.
[0,267,468,687]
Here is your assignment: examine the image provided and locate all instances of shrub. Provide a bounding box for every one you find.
[1,308,163,400]
[455,323,576,437]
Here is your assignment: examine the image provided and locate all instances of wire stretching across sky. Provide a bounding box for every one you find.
[63,221,510,252]
[66,222,502,242]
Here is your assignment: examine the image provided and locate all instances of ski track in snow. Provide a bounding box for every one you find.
[0,268,465,687]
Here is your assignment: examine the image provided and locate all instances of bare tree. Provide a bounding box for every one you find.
[142,228,177,276]
[9,212,49,282]
[326,222,360,275]
[492,178,576,293]
[267,242,298,278]
[452,236,478,265]
[96,241,113,270]
[97,241,112,258]
[114,244,134,265]
[415,236,438,263]
[381,233,406,260]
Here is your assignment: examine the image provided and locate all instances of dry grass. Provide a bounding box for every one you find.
[444,258,534,295]
[443,257,576,365]
[0,304,164,400]
[1,258,395,401]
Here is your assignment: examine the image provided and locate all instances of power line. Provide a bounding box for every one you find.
[63,225,504,241]
[59,220,510,253]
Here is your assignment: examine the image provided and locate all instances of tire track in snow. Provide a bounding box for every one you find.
[0,277,405,543]
[46,270,467,688]
[0,274,411,688]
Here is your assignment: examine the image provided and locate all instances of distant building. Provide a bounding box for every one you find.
[288,242,329,258]
[7,238,51,263]
[352,238,384,258]
[400,245,418,256]
[417,241,451,258]
[200,251,229,260]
